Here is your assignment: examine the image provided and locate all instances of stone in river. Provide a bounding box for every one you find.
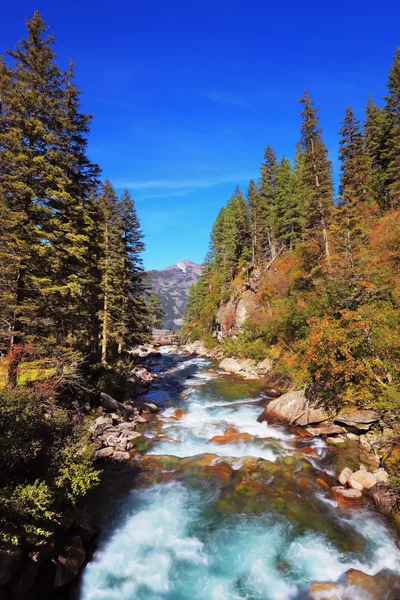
[173,408,186,419]
[306,424,345,436]
[308,581,340,600]
[235,480,265,496]
[298,446,318,457]
[331,486,363,508]
[258,388,331,426]
[201,464,232,483]
[338,467,353,486]
[335,406,380,430]
[210,432,251,444]
[349,469,377,490]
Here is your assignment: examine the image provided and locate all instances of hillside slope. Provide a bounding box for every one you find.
[148,260,202,328]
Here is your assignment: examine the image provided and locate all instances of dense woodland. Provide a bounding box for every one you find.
[0,13,159,551]
[184,49,400,415]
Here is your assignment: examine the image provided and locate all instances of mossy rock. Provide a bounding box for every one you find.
[235,479,265,496]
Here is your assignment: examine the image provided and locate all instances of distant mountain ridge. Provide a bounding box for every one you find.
[148,260,203,328]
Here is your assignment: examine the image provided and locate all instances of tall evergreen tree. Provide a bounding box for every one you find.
[97,180,124,363]
[336,106,371,277]
[117,189,147,349]
[0,12,68,382]
[259,144,278,258]
[247,179,264,265]
[365,95,387,209]
[298,90,333,260]
[382,47,400,209]
[274,157,303,250]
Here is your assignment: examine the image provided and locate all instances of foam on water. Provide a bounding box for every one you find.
[81,483,400,600]
[81,350,400,599]
[153,400,292,460]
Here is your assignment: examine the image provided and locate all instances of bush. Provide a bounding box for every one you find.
[0,385,99,549]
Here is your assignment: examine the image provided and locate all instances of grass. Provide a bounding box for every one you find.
[0,360,55,388]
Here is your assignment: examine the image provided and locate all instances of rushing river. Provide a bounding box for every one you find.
[81,349,400,599]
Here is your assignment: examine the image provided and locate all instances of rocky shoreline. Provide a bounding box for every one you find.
[183,341,400,526]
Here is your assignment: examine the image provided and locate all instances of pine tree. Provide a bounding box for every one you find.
[0,12,68,382]
[247,179,264,265]
[365,95,387,209]
[382,47,400,209]
[274,157,303,249]
[147,293,164,329]
[336,106,371,277]
[210,206,226,266]
[259,144,278,258]
[117,189,147,349]
[298,90,333,260]
[97,180,124,363]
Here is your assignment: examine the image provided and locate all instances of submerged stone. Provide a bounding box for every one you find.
[235,480,265,496]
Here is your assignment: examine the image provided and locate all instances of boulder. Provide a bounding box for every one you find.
[100,392,134,419]
[338,467,353,486]
[374,468,389,484]
[359,448,380,468]
[258,388,330,426]
[218,357,259,379]
[331,486,363,507]
[95,447,114,460]
[54,536,86,588]
[349,469,377,490]
[307,424,345,436]
[112,451,131,463]
[348,477,364,492]
[308,581,340,599]
[335,407,380,430]
[370,484,398,516]
[343,569,382,599]
[235,480,265,495]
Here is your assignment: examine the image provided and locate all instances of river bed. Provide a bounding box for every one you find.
[80,348,400,599]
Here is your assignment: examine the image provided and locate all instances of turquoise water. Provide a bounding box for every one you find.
[81,351,400,599]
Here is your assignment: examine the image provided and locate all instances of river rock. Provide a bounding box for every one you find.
[95,446,114,459]
[54,536,86,588]
[218,357,259,379]
[349,469,377,490]
[338,467,353,485]
[306,424,345,436]
[359,448,380,468]
[258,388,330,426]
[370,483,398,516]
[235,480,265,495]
[112,451,131,463]
[210,432,251,444]
[374,468,389,484]
[335,406,380,430]
[308,581,340,599]
[331,486,363,506]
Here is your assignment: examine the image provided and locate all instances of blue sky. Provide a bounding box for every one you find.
[2,1,400,270]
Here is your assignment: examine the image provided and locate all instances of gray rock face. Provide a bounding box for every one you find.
[215,291,261,340]
[258,388,330,426]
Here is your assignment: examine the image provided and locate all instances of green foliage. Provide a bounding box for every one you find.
[0,384,99,549]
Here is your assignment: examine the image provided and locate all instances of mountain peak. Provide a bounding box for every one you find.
[148,260,203,328]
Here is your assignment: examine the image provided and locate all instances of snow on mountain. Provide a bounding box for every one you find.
[148,260,203,329]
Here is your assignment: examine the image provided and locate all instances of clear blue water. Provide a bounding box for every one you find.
[81,351,400,599]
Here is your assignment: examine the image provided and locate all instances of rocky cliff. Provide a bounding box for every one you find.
[148,260,202,328]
